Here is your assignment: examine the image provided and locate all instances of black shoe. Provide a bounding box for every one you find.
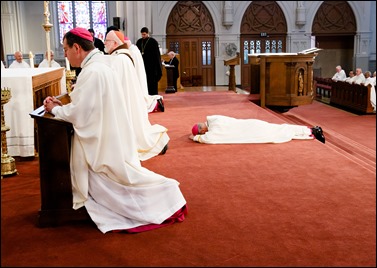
[311,126,325,144]
[157,98,165,112]
[159,144,168,155]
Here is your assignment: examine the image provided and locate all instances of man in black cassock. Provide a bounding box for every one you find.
[136,27,162,95]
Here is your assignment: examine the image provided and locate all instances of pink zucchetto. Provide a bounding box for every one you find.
[192,124,199,135]
[114,31,125,44]
[69,27,93,41]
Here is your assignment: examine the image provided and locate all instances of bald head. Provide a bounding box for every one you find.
[14,51,23,63]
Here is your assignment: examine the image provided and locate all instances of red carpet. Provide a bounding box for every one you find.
[1,91,376,267]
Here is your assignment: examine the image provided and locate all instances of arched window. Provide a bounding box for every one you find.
[57,1,108,43]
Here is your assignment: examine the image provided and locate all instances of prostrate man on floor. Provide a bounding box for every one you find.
[190,115,326,144]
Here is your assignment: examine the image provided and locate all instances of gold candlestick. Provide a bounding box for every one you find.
[42,1,53,67]
[66,70,76,94]
[1,87,18,177]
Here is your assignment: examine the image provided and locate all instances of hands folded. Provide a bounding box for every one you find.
[43,96,62,113]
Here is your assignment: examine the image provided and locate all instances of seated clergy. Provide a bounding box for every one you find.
[38,50,61,68]
[9,51,30,68]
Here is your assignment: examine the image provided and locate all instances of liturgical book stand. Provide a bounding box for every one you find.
[30,94,90,227]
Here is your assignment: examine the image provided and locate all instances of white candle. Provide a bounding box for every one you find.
[65,57,70,71]
[29,51,34,68]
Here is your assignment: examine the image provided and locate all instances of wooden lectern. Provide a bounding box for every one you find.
[164,64,176,93]
[224,52,240,92]
[249,51,319,108]
[29,94,90,227]
[158,54,181,92]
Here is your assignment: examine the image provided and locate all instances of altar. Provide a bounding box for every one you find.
[1,67,66,157]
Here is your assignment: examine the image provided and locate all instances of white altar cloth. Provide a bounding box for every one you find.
[1,68,66,157]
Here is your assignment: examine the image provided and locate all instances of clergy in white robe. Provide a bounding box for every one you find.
[347,68,365,84]
[363,71,376,112]
[190,115,316,144]
[124,36,164,113]
[331,65,347,81]
[9,51,30,68]
[104,30,170,161]
[38,51,61,68]
[43,27,187,234]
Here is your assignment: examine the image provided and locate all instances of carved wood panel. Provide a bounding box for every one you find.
[166,1,215,86]
[240,1,287,90]
[312,1,356,35]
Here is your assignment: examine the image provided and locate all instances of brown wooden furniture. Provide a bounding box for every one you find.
[314,77,333,104]
[32,67,65,109]
[248,53,317,108]
[164,65,176,93]
[224,52,240,92]
[330,81,375,114]
[158,54,181,92]
[29,94,90,227]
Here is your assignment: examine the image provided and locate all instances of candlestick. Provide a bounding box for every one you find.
[29,51,34,68]
[65,57,70,71]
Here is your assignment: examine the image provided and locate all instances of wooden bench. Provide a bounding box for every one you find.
[314,77,333,104]
[330,81,375,114]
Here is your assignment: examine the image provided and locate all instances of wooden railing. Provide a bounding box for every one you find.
[314,77,333,104]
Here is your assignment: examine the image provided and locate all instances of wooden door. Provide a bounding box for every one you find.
[165,1,215,87]
[180,38,200,86]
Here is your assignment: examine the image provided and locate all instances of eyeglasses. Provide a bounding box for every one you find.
[104,39,115,42]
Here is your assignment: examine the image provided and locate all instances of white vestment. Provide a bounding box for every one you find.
[51,49,186,233]
[9,60,30,68]
[38,59,61,68]
[332,69,346,81]
[128,44,163,112]
[348,73,365,84]
[108,47,169,160]
[193,115,313,144]
[364,78,376,112]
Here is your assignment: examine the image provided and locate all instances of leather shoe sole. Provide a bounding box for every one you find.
[311,126,325,144]
[159,144,168,155]
[157,99,165,112]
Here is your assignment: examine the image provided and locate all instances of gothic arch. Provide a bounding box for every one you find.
[312,1,357,77]
[312,1,356,36]
[165,1,216,87]
[166,1,215,36]
[239,1,288,90]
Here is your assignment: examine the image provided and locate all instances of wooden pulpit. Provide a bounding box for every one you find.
[29,94,90,227]
[248,51,320,108]
[224,52,240,92]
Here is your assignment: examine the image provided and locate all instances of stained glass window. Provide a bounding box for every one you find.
[57,1,107,44]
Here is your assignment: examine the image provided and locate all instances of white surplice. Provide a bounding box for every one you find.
[108,46,169,160]
[193,115,313,144]
[51,49,186,233]
[38,59,61,68]
[128,44,163,112]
